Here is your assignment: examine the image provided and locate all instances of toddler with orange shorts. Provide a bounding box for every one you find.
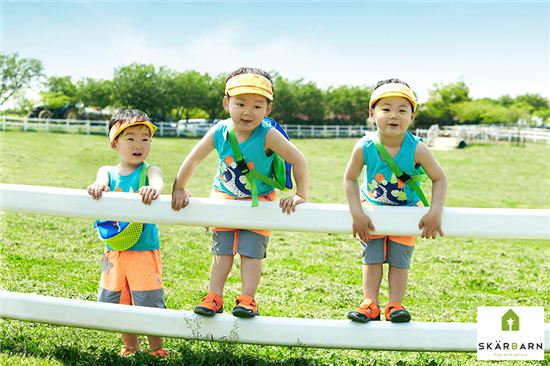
[87,109,168,357]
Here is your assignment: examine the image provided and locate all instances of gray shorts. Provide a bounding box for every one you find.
[361,238,414,269]
[212,230,269,259]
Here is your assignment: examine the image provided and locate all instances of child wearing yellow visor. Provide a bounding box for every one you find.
[87,109,168,357]
[343,79,447,323]
[172,67,309,318]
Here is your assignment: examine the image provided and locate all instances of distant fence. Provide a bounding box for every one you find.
[1,116,369,138]
[2,115,550,142]
[416,125,550,145]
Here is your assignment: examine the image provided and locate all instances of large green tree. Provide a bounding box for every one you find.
[40,76,79,108]
[326,85,371,125]
[169,70,210,122]
[451,98,532,124]
[112,63,169,120]
[294,81,326,123]
[201,73,227,122]
[0,52,43,106]
[270,75,300,124]
[424,80,471,124]
[76,78,113,108]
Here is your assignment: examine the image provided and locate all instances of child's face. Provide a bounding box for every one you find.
[112,124,152,166]
[370,96,415,138]
[223,93,272,134]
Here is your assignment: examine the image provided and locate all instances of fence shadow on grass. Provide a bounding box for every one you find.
[1,333,454,365]
[2,340,359,366]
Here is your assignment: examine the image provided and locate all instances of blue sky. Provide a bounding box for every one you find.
[2,1,549,102]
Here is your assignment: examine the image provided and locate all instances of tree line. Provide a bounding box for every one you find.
[2,53,549,126]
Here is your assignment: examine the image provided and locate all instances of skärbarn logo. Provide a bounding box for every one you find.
[477,307,544,360]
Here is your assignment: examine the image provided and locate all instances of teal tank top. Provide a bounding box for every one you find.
[213,118,275,198]
[107,162,160,250]
[360,131,422,206]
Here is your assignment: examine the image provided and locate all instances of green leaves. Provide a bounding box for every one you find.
[0,53,43,106]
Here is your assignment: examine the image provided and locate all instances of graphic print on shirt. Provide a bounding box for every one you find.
[367,172,408,205]
[218,155,255,198]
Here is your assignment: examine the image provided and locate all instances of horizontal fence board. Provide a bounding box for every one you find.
[1,184,549,239]
[2,291,549,352]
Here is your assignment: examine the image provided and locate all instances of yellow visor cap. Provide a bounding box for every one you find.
[369,83,417,111]
[225,73,274,101]
[109,120,157,144]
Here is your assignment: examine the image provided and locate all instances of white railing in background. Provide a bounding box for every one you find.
[416,125,550,145]
[4,116,550,142]
[1,184,549,351]
[1,116,369,138]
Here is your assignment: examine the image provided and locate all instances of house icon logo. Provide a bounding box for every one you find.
[501,309,519,331]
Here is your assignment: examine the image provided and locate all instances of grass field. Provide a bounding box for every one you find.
[1,131,549,365]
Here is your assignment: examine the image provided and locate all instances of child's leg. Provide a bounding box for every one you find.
[363,263,383,304]
[122,333,140,352]
[388,266,408,304]
[240,255,262,297]
[347,263,383,323]
[231,255,262,318]
[147,335,163,351]
[386,265,411,322]
[210,255,234,295]
[194,255,230,316]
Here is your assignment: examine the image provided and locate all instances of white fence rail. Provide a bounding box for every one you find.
[9,116,550,142]
[1,116,370,138]
[416,125,550,145]
[1,184,550,351]
[2,291,549,352]
[2,184,549,239]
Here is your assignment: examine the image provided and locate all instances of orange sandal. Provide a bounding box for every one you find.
[150,348,169,357]
[385,302,411,323]
[232,295,259,318]
[194,291,224,316]
[347,299,381,323]
[119,346,138,356]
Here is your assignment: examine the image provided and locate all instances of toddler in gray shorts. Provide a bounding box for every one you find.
[361,237,414,269]
[213,230,269,259]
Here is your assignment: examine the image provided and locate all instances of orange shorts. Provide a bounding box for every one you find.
[361,200,420,246]
[98,249,165,308]
[210,189,276,237]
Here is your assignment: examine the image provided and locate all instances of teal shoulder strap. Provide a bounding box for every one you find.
[138,162,150,188]
[372,135,429,207]
[227,126,283,207]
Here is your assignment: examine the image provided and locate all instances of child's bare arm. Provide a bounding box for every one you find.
[415,142,447,239]
[138,166,164,205]
[343,140,375,242]
[171,127,215,211]
[265,129,308,214]
[87,166,110,200]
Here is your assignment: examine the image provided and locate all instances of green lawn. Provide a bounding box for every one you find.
[1,131,549,365]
